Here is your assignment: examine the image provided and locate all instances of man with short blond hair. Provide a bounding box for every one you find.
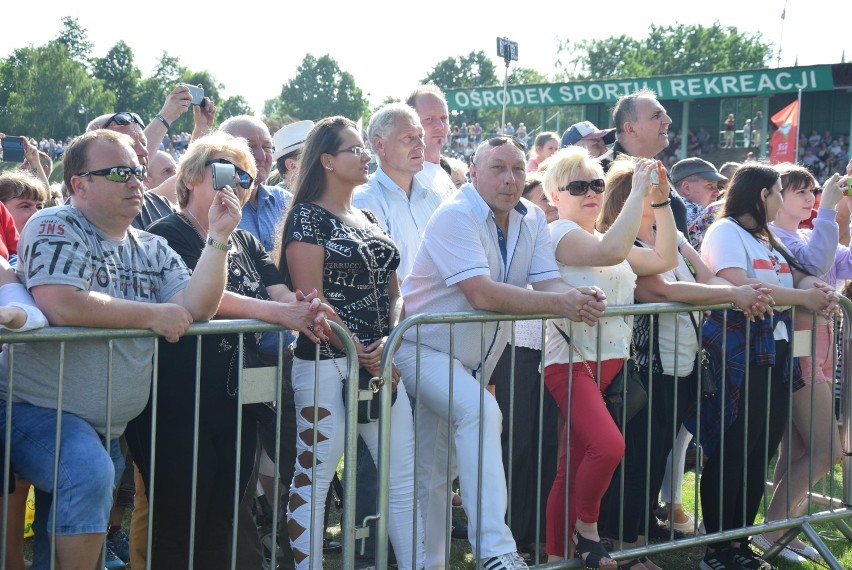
[406,84,457,198]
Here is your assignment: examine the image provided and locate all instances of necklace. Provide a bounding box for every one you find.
[183,209,208,236]
[177,211,205,242]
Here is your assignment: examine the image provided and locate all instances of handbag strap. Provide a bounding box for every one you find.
[552,322,638,379]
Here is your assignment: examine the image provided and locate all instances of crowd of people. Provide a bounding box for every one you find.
[0,81,850,570]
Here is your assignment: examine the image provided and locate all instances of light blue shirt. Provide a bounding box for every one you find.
[237,183,294,352]
[353,167,448,280]
[238,184,292,253]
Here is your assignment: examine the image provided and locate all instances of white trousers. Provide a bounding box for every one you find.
[396,341,516,569]
[288,357,424,570]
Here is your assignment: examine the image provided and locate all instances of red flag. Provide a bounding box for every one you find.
[769,100,799,164]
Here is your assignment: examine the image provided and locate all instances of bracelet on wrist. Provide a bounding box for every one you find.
[206,235,231,251]
[650,199,672,209]
[154,114,171,131]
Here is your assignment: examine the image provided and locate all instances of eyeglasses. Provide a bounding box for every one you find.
[101,112,145,130]
[558,179,606,196]
[205,159,254,189]
[78,165,146,183]
[487,136,526,151]
[330,146,372,158]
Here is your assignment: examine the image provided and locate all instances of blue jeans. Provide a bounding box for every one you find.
[1,402,122,568]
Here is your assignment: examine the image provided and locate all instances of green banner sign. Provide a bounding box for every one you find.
[447,65,835,110]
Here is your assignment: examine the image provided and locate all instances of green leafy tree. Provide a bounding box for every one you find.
[278,54,368,121]
[557,22,772,80]
[54,16,93,64]
[0,43,113,138]
[134,52,185,121]
[422,50,499,91]
[218,95,253,122]
[93,41,142,113]
[508,67,548,86]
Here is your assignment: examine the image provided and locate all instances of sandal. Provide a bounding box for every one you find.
[573,529,616,569]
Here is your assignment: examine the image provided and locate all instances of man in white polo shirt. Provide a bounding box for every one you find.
[396,137,607,570]
[355,102,447,280]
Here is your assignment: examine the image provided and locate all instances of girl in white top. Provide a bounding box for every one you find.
[541,147,677,568]
[596,161,772,567]
[694,163,837,570]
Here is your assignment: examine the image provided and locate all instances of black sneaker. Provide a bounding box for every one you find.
[699,548,736,570]
[730,542,771,569]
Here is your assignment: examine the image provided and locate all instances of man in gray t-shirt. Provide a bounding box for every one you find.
[0,129,241,569]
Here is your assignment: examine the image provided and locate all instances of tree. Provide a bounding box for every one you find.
[54,16,93,64]
[93,41,142,113]
[277,54,368,121]
[422,51,499,91]
[0,43,113,138]
[556,22,773,80]
[135,52,187,128]
[508,67,548,86]
[218,95,253,122]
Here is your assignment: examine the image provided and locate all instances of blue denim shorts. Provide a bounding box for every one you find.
[1,401,117,535]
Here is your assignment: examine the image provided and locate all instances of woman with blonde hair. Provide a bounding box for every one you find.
[125,132,330,568]
[541,147,677,567]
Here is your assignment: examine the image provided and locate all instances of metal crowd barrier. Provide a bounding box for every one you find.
[0,319,360,570]
[4,301,851,569]
[368,300,852,569]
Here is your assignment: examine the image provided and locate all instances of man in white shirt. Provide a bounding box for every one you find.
[395,137,607,570]
[355,103,447,280]
[406,85,458,198]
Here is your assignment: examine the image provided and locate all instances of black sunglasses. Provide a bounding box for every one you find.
[78,165,146,183]
[487,136,526,151]
[101,112,145,130]
[205,159,254,189]
[558,179,605,196]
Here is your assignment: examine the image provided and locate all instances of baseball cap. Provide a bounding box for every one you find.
[671,157,727,185]
[561,121,616,147]
[272,120,314,161]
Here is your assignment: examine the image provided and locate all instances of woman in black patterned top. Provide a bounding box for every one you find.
[125,133,331,569]
[281,117,423,569]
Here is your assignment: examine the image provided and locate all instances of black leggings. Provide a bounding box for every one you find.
[601,369,693,542]
[126,378,257,569]
[700,341,791,547]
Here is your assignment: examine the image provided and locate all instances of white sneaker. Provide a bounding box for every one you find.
[481,551,529,570]
[787,542,823,562]
[751,534,806,563]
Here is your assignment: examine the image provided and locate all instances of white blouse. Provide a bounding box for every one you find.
[544,219,636,366]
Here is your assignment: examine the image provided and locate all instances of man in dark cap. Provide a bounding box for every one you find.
[671,157,727,227]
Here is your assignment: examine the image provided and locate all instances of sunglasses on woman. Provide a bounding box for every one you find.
[558,179,605,196]
[205,159,254,189]
[78,165,146,183]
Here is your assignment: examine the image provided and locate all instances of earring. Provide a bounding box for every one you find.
[325,165,333,172]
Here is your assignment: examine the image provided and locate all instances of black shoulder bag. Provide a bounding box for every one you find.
[553,323,647,427]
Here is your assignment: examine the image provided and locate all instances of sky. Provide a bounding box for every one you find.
[2,1,849,116]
